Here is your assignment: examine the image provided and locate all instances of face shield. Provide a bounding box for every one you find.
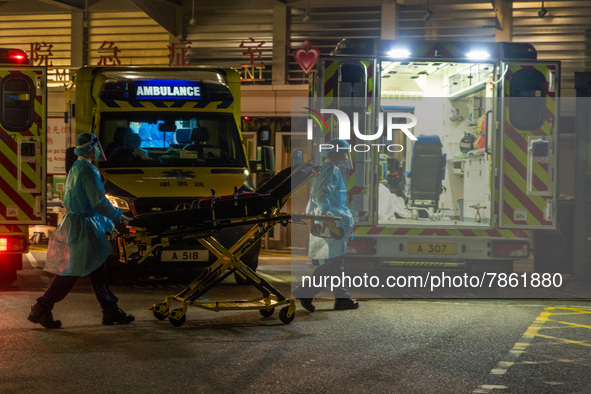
[93,139,107,162]
[324,138,352,169]
[337,151,353,169]
[74,134,106,162]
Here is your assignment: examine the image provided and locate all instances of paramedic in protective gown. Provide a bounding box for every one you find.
[27,133,134,329]
[293,138,359,311]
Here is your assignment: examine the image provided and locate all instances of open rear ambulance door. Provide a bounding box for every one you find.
[497,61,559,229]
[314,57,378,225]
[0,67,46,226]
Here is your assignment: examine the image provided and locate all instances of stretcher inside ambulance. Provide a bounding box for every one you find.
[376,59,494,227]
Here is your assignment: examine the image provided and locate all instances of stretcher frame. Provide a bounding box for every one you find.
[116,162,340,326]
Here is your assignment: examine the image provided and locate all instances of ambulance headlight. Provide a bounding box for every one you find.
[466,50,490,60]
[386,48,411,59]
[106,195,130,211]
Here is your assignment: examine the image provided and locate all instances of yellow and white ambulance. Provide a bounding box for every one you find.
[0,48,46,285]
[74,66,269,274]
[308,39,559,273]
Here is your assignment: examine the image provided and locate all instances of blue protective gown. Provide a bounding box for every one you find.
[45,158,122,276]
[307,161,354,261]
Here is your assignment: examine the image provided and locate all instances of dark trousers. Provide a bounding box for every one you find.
[36,264,119,312]
[298,255,351,299]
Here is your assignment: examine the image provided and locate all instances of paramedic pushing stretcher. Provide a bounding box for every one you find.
[293,138,359,311]
[28,133,134,329]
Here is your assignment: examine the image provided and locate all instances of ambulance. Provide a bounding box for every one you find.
[74,66,271,276]
[0,48,46,286]
[308,39,559,273]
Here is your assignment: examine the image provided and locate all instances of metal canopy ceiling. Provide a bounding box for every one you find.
[0,0,588,95]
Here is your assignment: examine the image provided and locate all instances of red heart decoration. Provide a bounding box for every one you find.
[294,48,320,74]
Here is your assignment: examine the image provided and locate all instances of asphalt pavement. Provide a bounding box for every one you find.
[0,247,589,393]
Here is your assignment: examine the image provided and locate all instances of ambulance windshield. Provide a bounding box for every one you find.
[98,112,247,168]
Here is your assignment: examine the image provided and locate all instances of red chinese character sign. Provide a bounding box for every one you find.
[47,117,68,174]
[97,41,121,66]
[240,37,265,66]
[30,42,53,66]
[239,37,265,81]
[294,40,320,74]
[168,40,192,66]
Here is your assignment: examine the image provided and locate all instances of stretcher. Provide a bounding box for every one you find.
[116,162,341,326]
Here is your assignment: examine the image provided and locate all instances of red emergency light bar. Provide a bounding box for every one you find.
[0,48,30,65]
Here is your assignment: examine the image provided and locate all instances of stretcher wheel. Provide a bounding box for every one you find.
[153,310,168,320]
[169,314,186,327]
[279,306,295,324]
[151,302,169,320]
[168,308,186,327]
[310,223,323,237]
[259,308,275,318]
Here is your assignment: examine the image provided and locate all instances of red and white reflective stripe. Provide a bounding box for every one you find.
[353,226,528,238]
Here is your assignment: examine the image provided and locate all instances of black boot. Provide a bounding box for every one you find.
[293,286,316,312]
[102,307,135,325]
[27,304,62,329]
[298,298,316,312]
[334,298,359,310]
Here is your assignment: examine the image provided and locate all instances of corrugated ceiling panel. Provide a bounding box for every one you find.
[0,1,583,95]
[0,14,71,67]
[512,1,591,97]
[288,5,381,83]
[397,1,496,40]
[87,12,170,66]
[186,8,274,83]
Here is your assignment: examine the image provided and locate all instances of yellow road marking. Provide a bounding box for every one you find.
[475,306,591,393]
[546,319,591,330]
[534,334,591,347]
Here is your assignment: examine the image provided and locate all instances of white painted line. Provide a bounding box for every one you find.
[474,307,549,393]
[25,252,42,269]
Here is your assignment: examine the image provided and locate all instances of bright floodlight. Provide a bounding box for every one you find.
[386,48,411,58]
[466,50,490,60]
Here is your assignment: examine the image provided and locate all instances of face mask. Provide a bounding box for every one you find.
[95,147,101,160]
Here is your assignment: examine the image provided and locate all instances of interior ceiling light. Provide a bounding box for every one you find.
[466,50,490,60]
[386,48,411,58]
[189,0,196,25]
[538,1,548,17]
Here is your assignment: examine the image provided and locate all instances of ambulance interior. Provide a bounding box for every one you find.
[98,112,247,169]
[376,60,495,227]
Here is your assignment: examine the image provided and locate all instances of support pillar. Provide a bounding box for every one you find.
[494,0,512,42]
[573,73,591,280]
[272,4,288,85]
[70,10,87,68]
[381,2,397,40]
